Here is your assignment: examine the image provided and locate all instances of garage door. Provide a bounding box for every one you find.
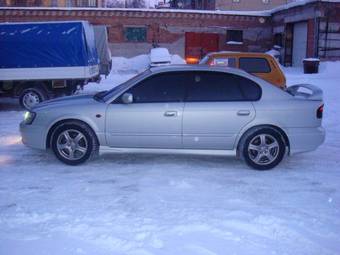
[292,22,308,66]
[185,32,219,63]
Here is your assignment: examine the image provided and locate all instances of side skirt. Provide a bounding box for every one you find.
[99,146,237,157]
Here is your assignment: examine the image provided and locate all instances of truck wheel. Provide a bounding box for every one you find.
[19,87,48,110]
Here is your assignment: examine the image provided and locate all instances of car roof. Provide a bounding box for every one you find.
[149,64,250,77]
[206,51,273,58]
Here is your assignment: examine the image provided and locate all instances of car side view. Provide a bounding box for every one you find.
[20,65,325,170]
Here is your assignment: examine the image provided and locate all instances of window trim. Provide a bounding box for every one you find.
[113,70,262,104]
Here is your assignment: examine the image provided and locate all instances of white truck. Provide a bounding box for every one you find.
[0,21,111,109]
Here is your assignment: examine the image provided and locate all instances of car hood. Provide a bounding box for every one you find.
[32,93,97,111]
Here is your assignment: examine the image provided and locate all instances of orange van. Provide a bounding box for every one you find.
[199,52,286,89]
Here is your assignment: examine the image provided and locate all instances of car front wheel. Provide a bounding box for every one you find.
[242,128,286,170]
[51,122,98,165]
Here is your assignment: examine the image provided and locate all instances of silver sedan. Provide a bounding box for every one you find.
[20,65,325,170]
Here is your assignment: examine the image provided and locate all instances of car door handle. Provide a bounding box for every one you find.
[164,111,177,117]
[237,110,251,116]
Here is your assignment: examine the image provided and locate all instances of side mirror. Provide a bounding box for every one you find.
[121,93,133,104]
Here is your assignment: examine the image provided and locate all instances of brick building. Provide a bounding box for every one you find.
[0,0,104,7]
[0,0,340,66]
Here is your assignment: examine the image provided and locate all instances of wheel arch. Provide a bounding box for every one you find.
[46,118,99,149]
[14,81,50,97]
[236,124,290,158]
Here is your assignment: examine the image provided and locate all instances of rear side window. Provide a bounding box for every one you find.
[236,76,262,101]
[239,57,271,73]
[186,72,244,102]
[126,72,188,103]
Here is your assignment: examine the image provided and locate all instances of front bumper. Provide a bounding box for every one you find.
[288,126,326,155]
[20,121,47,150]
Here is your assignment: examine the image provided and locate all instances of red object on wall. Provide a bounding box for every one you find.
[185,32,219,64]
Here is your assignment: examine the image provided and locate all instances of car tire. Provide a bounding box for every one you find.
[51,122,99,166]
[19,87,48,110]
[241,128,286,170]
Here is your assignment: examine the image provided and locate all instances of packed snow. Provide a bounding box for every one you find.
[0,59,340,255]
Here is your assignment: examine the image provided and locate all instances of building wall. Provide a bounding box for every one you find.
[272,1,340,64]
[0,8,273,58]
[215,0,288,11]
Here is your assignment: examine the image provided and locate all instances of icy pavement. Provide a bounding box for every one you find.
[0,63,340,255]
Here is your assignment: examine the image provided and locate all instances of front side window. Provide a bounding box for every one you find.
[123,27,147,42]
[186,72,244,102]
[239,57,271,73]
[125,72,188,103]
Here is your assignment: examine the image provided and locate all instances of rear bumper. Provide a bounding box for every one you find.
[287,126,325,154]
[20,121,46,150]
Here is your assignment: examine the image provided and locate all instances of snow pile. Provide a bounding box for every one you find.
[1,61,340,255]
[111,53,185,73]
[84,53,185,92]
[318,61,340,76]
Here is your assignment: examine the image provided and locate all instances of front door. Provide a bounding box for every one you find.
[182,71,257,150]
[105,72,188,149]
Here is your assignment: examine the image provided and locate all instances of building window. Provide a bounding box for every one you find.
[226,30,243,44]
[75,0,97,7]
[51,0,58,6]
[123,27,147,42]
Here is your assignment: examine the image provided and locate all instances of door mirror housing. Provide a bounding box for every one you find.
[121,93,133,104]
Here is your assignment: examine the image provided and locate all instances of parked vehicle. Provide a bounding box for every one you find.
[0,21,108,109]
[20,65,325,170]
[149,48,172,67]
[199,52,286,89]
[93,25,112,77]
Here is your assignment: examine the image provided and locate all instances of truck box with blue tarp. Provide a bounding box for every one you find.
[0,21,99,80]
[0,21,100,109]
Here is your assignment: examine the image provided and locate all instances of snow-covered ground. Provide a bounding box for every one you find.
[0,60,340,255]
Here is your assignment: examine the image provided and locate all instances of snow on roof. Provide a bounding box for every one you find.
[0,6,271,17]
[270,0,340,13]
[0,0,339,17]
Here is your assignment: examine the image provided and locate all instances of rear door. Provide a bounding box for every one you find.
[182,72,258,150]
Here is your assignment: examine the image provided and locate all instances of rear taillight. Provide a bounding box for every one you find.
[317,104,324,119]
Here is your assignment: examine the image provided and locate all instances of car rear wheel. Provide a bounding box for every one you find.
[51,122,98,165]
[242,128,286,170]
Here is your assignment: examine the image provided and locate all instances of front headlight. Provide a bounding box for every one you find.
[24,111,36,125]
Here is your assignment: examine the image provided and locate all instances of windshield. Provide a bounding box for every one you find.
[98,69,151,102]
